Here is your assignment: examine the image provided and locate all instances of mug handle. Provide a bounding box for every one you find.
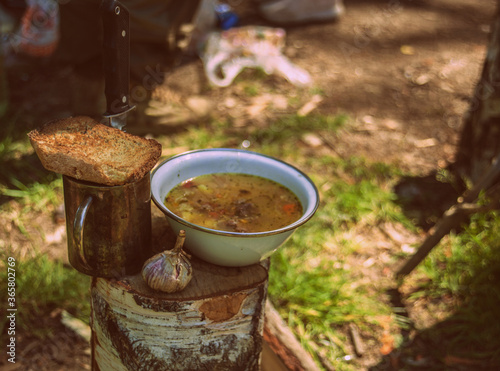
[73,195,93,270]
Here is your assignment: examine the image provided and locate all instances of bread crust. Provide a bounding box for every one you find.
[28,116,162,186]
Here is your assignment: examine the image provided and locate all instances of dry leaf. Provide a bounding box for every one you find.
[247,103,267,117]
[414,138,438,148]
[363,257,376,268]
[162,146,190,156]
[302,133,323,148]
[414,74,430,85]
[297,95,323,116]
[61,310,91,342]
[45,225,66,244]
[444,354,483,367]
[400,45,415,55]
[379,332,395,355]
[401,244,415,254]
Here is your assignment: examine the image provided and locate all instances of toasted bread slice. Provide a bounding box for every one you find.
[28,116,162,186]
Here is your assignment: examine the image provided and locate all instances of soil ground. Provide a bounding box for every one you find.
[1,0,497,370]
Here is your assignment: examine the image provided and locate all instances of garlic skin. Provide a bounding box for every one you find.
[142,230,193,293]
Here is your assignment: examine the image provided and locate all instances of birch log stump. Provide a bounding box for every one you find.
[90,206,270,371]
[90,257,268,371]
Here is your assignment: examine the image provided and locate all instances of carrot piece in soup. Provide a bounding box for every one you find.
[283,203,298,215]
[182,180,196,188]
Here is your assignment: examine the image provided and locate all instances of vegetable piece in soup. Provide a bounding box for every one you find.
[164,173,303,232]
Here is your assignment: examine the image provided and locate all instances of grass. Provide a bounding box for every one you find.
[408,209,500,364]
[249,114,347,149]
[0,116,89,337]
[266,146,408,368]
[1,109,500,369]
[0,247,91,338]
[0,130,63,235]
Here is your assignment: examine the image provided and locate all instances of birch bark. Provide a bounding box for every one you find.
[90,259,269,371]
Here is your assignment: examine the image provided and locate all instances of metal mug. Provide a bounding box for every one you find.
[63,174,152,278]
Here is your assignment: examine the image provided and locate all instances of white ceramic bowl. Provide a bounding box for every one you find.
[151,148,319,267]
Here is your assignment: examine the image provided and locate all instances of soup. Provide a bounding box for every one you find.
[164,173,303,233]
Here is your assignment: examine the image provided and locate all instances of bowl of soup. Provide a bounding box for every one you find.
[151,148,319,267]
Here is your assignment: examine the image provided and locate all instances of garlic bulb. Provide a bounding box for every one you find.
[141,230,193,293]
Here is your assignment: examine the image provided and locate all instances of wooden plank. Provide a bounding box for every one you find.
[264,300,320,371]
